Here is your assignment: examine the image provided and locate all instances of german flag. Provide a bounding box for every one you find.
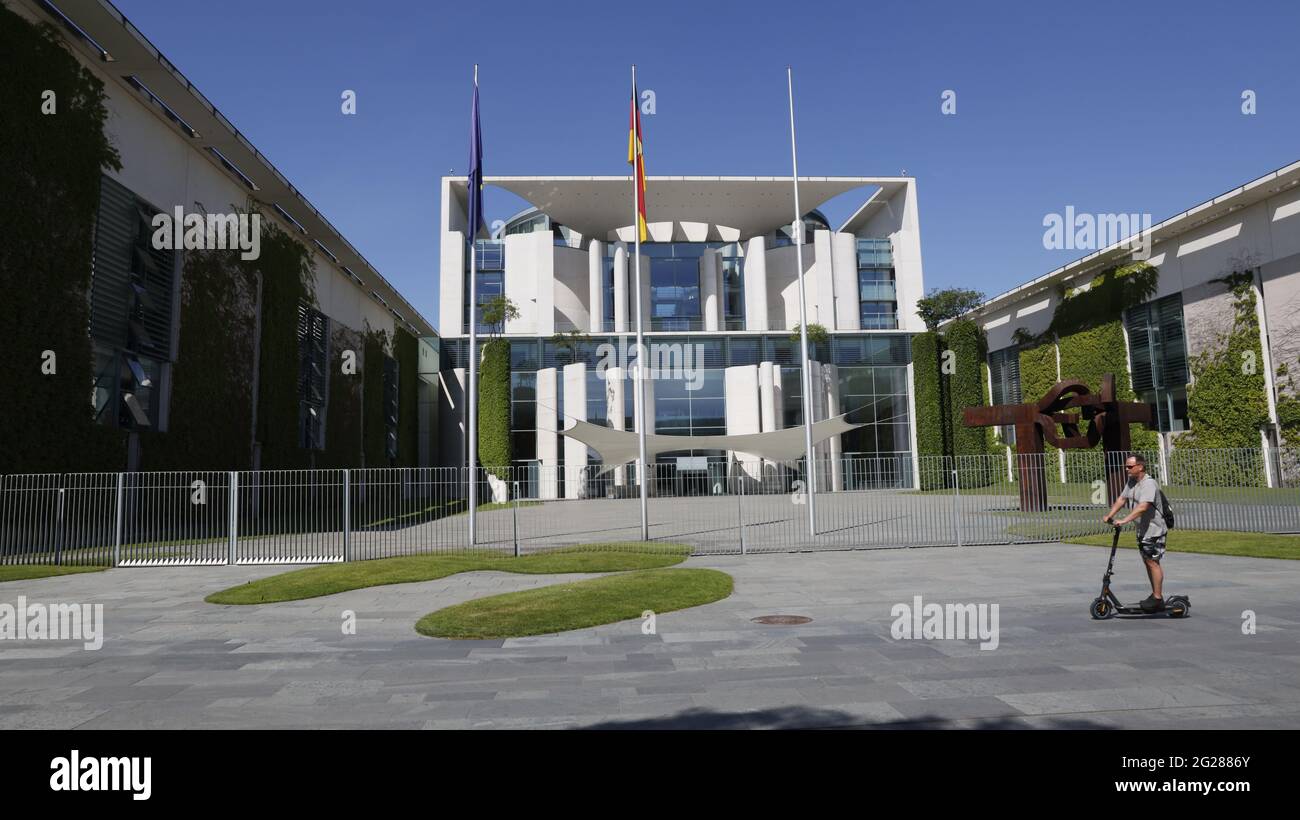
[627,86,647,243]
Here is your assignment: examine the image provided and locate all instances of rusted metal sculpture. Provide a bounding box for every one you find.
[963,374,1153,511]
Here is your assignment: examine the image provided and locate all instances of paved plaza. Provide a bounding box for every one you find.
[2,542,1299,729]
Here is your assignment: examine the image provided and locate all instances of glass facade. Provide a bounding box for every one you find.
[463,239,505,334]
[857,238,897,329]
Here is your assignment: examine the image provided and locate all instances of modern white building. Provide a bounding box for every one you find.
[968,159,1300,463]
[436,175,928,497]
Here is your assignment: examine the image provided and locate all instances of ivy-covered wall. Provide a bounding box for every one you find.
[138,249,258,471]
[911,332,946,465]
[1057,321,1159,455]
[1017,342,1061,481]
[478,339,512,480]
[362,328,390,468]
[911,321,997,487]
[394,328,420,467]
[1182,272,1269,449]
[317,325,363,470]
[252,222,317,470]
[0,5,126,473]
[945,319,994,458]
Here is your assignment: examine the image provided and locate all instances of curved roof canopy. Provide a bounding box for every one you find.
[455,176,901,241]
[562,414,865,473]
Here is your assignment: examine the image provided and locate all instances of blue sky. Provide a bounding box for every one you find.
[114,0,1300,331]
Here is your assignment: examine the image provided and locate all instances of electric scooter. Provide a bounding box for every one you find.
[1090,526,1189,619]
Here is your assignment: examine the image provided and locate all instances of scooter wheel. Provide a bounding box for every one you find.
[1168,598,1189,618]
[1090,598,1114,620]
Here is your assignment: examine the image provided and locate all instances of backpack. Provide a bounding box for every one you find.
[1158,488,1175,530]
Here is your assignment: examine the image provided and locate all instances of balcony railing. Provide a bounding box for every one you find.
[860,312,899,330]
[859,281,897,302]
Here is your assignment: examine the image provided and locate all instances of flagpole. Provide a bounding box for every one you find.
[787,66,818,538]
[631,64,650,541]
[467,64,479,545]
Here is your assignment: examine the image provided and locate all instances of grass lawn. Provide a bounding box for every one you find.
[205,542,692,604]
[415,567,733,639]
[0,564,108,583]
[1064,529,1300,560]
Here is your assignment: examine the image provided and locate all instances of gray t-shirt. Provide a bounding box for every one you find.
[1120,474,1167,540]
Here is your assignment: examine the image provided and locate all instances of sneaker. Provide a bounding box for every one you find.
[1140,595,1164,612]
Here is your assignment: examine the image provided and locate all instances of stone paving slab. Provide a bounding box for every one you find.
[0,543,1298,728]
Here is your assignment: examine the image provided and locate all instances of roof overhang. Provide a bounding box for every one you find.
[451,176,899,241]
[965,158,1300,323]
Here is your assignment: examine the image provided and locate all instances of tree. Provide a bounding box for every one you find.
[916,287,985,331]
[789,323,829,345]
[480,294,519,337]
[549,329,588,364]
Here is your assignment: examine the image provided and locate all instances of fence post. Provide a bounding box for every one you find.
[54,486,66,566]
[512,480,520,557]
[951,460,963,549]
[342,469,351,562]
[113,472,124,567]
[736,471,746,555]
[227,471,238,566]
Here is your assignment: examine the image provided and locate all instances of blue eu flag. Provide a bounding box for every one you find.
[468,77,484,240]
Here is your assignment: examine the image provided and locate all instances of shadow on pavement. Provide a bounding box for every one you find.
[581,705,1112,730]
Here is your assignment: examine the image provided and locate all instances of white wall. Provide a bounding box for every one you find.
[861,180,925,333]
[553,245,590,331]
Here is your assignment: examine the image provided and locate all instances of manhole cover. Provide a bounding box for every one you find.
[751,615,812,625]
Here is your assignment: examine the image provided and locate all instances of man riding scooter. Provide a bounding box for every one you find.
[1102,454,1168,612]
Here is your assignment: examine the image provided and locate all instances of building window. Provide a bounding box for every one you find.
[988,345,1021,443]
[297,302,328,449]
[90,175,177,431]
[1125,294,1190,432]
[856,238,897,330]
[463,239,505,333]
[721,248,745,329]
[510,372,537,462]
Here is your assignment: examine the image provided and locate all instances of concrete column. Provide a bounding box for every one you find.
[562,363,587,499]
[744,236,768,331]
[588,240,604,332]
[614,243,628,332]
[536,367,559,499]
[759,361,778,482]
[439,231,465,337]
[606,365,626,486]
[701,250,720,332]
[833,232,860,331]
[824,362,843,491]
[759,362,777,432]
[813,230,836,327]
[725,364,761,482]
[535,232,555,336]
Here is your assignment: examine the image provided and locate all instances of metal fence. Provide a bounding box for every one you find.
[2,446,1296,566]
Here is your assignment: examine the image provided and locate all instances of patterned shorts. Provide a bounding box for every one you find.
[1137,535,1166,563]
